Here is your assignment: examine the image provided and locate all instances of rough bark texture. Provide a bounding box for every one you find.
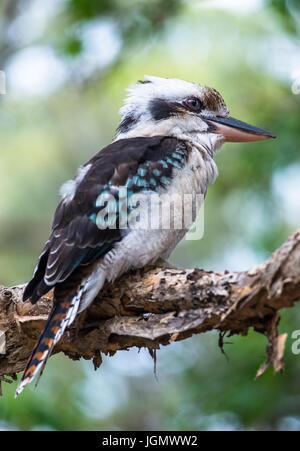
[1,228,300,393]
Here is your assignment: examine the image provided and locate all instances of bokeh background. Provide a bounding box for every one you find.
[0,0,300,431]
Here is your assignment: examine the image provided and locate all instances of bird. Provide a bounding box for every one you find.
[15,75,276,396]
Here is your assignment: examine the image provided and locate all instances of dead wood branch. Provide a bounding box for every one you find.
[1,228,300,391]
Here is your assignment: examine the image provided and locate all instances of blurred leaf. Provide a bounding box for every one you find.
[266,0,300,35]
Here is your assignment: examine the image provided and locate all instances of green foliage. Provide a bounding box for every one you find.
[55,0,183,59]
[267,0,300,35]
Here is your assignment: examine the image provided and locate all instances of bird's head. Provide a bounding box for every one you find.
[115,75,275,153]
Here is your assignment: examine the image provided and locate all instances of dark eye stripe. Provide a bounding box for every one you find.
[150,98,176,120]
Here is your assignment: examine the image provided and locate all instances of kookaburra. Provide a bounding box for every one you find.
[16,76,275,396]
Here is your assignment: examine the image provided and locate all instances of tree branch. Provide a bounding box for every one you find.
[1,228,300,392]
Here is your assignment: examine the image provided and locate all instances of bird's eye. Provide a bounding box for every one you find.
[184,98,203,112]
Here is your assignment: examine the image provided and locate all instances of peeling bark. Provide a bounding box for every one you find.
[1,228,300,392]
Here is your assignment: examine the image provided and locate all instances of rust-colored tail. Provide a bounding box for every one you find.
[15,285,82,397]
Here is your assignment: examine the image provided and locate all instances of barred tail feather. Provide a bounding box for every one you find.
[15,287,82,397]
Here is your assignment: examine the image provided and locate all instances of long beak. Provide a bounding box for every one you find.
[203,115,276,142]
